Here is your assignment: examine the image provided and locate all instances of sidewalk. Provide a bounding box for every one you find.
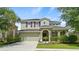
[35,48,79,51]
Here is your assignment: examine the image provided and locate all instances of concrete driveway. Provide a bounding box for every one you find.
[0,41,38,51]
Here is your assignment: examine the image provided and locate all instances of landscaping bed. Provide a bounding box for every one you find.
[37,43,79,49]
[0,34,21,47]
[37,34,79,49]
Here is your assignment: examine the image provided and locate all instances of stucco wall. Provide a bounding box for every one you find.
[41,20,49,26]
[21,20,50,30]
[21,23,26,30]
[21,23,40,30]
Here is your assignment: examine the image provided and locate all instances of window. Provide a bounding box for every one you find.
[26,22,28,27]
[44,22,45,24]
[39,22,40,26]
[50,24,51,25]
[28,22,30,24]
[31,22,32,27]
[61,31,65,35]
[52,31,57,36]
[34,22,36,27]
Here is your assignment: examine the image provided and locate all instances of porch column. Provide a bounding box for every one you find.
[65,31,69,36]
[40,31,42,42]
[58,31,60,37]
[49,31,51,42]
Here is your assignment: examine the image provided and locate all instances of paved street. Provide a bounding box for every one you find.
[36,48,79,51]
[0,41,38,51]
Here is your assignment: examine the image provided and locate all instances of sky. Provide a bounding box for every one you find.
[11,7,66,30]
[11,7,60,21]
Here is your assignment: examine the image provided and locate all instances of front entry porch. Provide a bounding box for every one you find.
[42,30,49,41]
[40,29,68,43]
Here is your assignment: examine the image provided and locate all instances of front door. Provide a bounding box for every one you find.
[42,30,49,41]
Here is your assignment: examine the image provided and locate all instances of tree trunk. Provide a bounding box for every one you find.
[2,31,7,42]
[2,32,5,41]
[5,31,8,38]
[13,29,16,37]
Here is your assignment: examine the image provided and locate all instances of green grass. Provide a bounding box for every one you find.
[37,43,79,49]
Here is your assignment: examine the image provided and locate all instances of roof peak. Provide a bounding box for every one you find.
[41,17,50,20]
[22,17,50,20]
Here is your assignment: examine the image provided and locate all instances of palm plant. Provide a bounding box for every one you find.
[0,7,20,42]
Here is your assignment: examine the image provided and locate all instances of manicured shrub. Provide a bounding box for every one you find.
[51,35,78,44]
[14,34,21,42]
[0,41,5,45]
[43,36,49,41]
[67,35,77,43]
[0,34,21,45]
[6,34,21,44]
[51,36,58,41]
[59,35,68,43]
[6,35,14,44]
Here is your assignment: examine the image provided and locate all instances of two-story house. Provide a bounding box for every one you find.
[20,18,69,42]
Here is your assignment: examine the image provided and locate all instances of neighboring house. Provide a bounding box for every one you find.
[20,18,69,42]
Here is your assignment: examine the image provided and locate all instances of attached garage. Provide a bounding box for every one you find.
[21,32,40,41]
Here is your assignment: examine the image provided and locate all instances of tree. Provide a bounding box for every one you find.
[0,7,20,42]
[57,7,79,31]
[0,17,11,41]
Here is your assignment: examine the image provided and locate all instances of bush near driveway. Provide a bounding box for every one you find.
[0,34,21,46]
[6,34,21,44]
[0,41,5,45]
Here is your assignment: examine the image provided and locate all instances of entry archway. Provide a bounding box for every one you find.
[42,30,49,41]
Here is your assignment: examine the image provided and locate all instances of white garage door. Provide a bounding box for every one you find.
[23,32,40,41]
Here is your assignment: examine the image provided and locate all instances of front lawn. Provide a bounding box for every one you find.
[37,43,79,49]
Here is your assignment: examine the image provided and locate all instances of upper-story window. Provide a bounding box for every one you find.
[34,22,36,27]
[44,22,45,24]
[41,20,49,26]
[28,22,30,24]
[39,22,40,26]
[31,22,32,27]
[28,22,31,27]
[26,22,28,27]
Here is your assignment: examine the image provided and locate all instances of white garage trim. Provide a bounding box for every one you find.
[21,32,40,41]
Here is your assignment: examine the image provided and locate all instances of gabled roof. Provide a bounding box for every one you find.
[41,17,50,21]
[21,18,61,25]
[50,21,61,25]
[21,17,50,22]
[40,25,69,30]
[21,19,40,23]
